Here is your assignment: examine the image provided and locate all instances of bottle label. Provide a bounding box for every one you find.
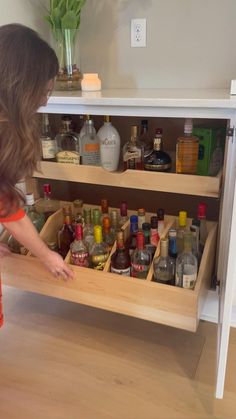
[111,266,131,276]
[123,150,141,162]
[150,230,159,246]
[71,251,89,267]
[131,263,149,278]
[182,273,197,289]
[92,253,109,270]
[42,139,57,159]
[56,151,80,165]
[144,163,171,171]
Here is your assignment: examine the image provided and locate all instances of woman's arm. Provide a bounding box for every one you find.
[2,215,74,280]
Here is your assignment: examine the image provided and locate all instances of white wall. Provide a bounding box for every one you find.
[0,0,50,39]
[79,0,236,89]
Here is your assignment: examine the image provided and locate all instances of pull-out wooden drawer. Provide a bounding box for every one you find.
[0,206,217,332]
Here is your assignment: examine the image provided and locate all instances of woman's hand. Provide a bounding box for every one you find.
[0,243,11,257]
[41,250,74,281]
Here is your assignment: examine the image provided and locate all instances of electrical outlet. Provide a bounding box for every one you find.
[131,18,146,48]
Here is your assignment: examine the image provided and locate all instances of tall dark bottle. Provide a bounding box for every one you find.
[111,231,131,276]
[57,206,74,258]
[144,128,171,172]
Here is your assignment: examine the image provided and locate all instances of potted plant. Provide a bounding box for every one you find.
[45,0,86,90]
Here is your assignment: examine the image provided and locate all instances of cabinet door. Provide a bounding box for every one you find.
[216,124,236,398]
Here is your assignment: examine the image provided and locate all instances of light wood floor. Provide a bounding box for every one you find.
[0,286,236,419]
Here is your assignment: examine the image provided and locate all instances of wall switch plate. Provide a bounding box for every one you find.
[131,18,147,48]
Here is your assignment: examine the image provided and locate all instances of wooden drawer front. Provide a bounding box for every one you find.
[0,208,217,332]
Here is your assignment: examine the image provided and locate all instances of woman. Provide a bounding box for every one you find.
[0,23,74,303]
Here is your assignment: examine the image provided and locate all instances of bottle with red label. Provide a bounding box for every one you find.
[57,205,74,258]
[131,231,152,279]
[70,223,89,267]
[150,216,160,247]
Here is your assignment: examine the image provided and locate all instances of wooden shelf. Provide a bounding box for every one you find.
[34,162,222,198]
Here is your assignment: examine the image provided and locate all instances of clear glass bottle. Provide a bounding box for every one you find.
[153,238,175,285]
[98,115,121,172]
[73,199,85,227]
[83,208,94,252]
[90,225,109,270]
[175,233,198,289]
[139,119,152,158]
[131,231,152,279]
[142,222,156,259]
[144,128,172,172]
[79,115,96,142]
[81,119,100,166]
[176,118,199,174]
[55,115,80,164]
[123,125,144,170]
[168,228,177,260]
[70,223,89,267]
[111,231,131,276]
[110,209,120,234]
[197,202,208,254]
[138,208,146,230]
[102,216,115,251]
[35,184,60,220]
[119,201,129,228]
[57,205,74,258]
[176,210,187,254]
[41,113,57,161]
[25,193,45,232]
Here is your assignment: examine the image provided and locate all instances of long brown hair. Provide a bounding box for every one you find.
[0,24,58,217]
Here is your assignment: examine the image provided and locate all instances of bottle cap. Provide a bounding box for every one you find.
[142,222,151,231]
[120,201,128,216]
[179,211,187,227]
[131,125,138,139]
[101,198,108,213]
[104,115,110,123]
[141,119,148,127]
[168,228,177,238]
[26,193,35,206]
[197,202,206,219]
[150,216,158,229]
[184,118,193,135]
[138,208,145,216]
[130,215,138,224]
[103,216,111,229]
[74,199,83,209]
[75,223,83,240]
[155,128,163,136]
[157,208,164,220]
[43,183,51,194]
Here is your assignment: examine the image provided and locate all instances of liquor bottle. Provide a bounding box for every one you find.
[144,128,171,172]
[138,208,146,230]
[119,201,129,228]
[110,209,120,234]
[126,215,139,256]
[41,113,57,161]
[90,225,109,270]
[190,225,199,261]
[176,210,187,254]
[73,199,85,227]
[123,125,144,170]
[176,119,199,174]
[150,216,160,247]
[55,115,80,164]
[153,238,175,285]
[142,222,156,259]
[7,235,27,255]
[111,231,131,276]
[139,119,152,158]
[197,202,207,254]
[168,228,177,260]
[25,193,45,232]
[57,206,74,258]
[83,208,94,252]
[157,208,165,235]
[92,208,102,226]
[175,233,198,289]
[131,231,152,279]
[70,223,89,267]
[80,119,100,166]
[79,115,96,142]
[100,198,109,223]
[102,216,115,251]
[35,184,60,220]
[98,115,121,172]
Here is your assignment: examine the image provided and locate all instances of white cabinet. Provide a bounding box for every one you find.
[2,88,236,398]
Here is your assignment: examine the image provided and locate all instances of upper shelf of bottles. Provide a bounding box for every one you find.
[34,162,222,198]
[39,88,236,119]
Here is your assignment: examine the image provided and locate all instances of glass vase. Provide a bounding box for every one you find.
[54,29,82,91]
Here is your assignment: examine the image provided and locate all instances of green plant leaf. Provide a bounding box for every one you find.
[51,6,63,29]
[44,15,54,29]
[61,10,78,29]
